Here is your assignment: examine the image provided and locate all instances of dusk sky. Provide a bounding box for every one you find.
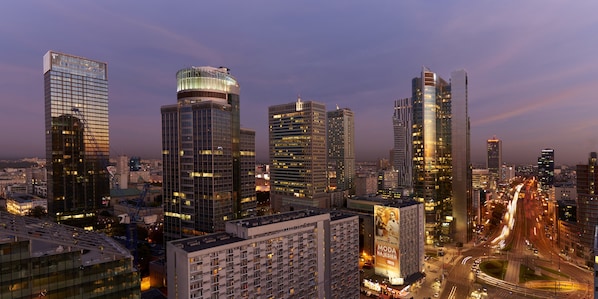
[1,1,598,166]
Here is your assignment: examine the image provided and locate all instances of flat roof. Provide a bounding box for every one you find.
[229,209,355,229]
[170,232,245,253]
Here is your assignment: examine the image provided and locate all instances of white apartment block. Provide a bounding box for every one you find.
[167,210,359,299]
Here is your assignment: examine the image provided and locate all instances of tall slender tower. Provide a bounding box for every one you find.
[487,137,502,178]
[393,98,412,191]
[538,148,555,191]
[327,107,355,193]
[43,51,110,227]
[269,97,328,211]
[412,67,471,245]
[450,69,472,245]
[161,66,256,242]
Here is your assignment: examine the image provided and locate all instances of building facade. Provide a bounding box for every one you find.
[166,210,359,299]
[327,107,355,193]
[411,67,471,245]
[373,202,425,285]
[538,148,555,191]
[268,98,328,211]
[0,211,139,298]
[486,136,502,178]
[576,152,598,260]
[393,98,413,190]
[161,66,256,242]
[43,51,110,227]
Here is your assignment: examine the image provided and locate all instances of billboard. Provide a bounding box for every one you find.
[374,205,401,279]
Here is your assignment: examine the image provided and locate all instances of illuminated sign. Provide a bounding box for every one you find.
[374,205,401,280]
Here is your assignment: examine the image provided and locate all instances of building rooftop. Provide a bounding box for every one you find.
[170,232,244,253]
[230,209,353,229]
[0,211,131,263]
[9,193,44,203]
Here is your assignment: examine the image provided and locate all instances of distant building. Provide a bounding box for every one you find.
[0,211,139,298]
[354,172,378,196]
[327,107,355,193]
[538,148,555,191]
[6,193,47,216]
[161,66,256,242]
[268,98,328,211]
[486,137,502,178]
[44,51,110,227]
[500,164,516,182]
[166,210,359,299]
[129,156,141,171]
[392,98,412,190]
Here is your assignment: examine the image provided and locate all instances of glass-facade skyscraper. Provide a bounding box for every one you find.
[43,51,110,227]
[269,98,328,211]
[411,67,471,245]
[327,107,355,193]
[161,66,256,242]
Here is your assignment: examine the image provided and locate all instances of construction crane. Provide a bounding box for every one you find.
[118,182,150,267]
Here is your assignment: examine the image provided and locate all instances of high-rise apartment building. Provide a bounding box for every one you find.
[487,136,502,177]
[327,107,355,193]
[269,98,328,211]
[167,210,359,299]
[43,51,110,227]
[576,152,598,261]
[161,66,256,242]
[538,148,555,191]
[0,211,139,298]
[393,98,413,190]
[411,67,471,245]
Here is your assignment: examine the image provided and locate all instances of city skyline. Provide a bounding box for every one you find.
[2,2,598,165]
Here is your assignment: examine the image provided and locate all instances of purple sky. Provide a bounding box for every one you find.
[1,1,598,166]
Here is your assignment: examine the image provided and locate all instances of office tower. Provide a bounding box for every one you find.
[411,67,471,245]
[167,210,359,299]
[487,136,502,178]
[43,51,110,227]
[327,107,355,193]
[373,202,425,285]
[393,98,413,190]
[576,152,598,261]
[538,148,555,191]
[0,211,139,298]
[161,66,256,242]
[268,98,328,211]
[450,69,472,245]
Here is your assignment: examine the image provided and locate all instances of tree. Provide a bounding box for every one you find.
[29,206,47,218]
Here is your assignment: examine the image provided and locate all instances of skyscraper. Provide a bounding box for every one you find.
[327,107,355,193]
[576,152,598,261]
[161,66,256,242]
[43,51,110,227]
[411,67,471,245]
[450,69,472,245]
[487,136,502,177]
[393,98,413,190]
[269,97,328,211]
[538,148,555,191]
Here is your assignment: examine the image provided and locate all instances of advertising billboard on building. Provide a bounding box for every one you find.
[374,205,400,279]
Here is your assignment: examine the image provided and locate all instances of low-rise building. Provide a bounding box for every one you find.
[6,193,47,216]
